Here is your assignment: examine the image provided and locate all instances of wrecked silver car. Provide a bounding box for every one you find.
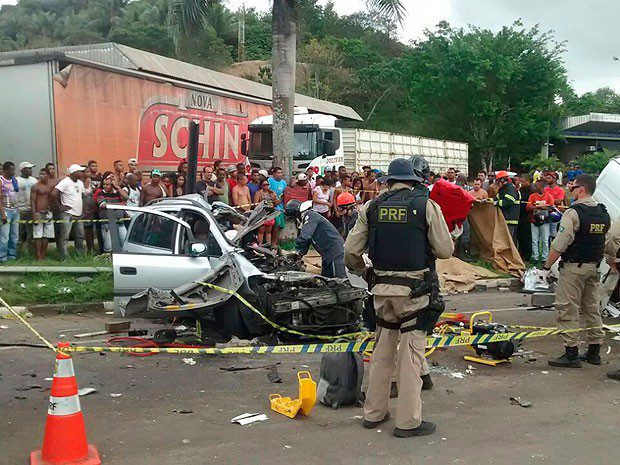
[107,195,366,339]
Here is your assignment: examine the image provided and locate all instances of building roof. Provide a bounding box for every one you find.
[0,42,362,121]
[560,112,620,140]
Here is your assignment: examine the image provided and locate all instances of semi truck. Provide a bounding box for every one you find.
[248,110,469,176]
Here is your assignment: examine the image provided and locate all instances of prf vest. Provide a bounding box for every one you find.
[367,187,432,271]
[562,203,610,264]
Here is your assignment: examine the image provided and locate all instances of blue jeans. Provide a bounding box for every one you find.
[531,222,550,262]
[0,208,20,261]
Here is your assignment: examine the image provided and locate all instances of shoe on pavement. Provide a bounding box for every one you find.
[548,346,582,368]
[362,412,390,429]
[607,369,620,380]
[578,344,601,365]
[394,421,437,438]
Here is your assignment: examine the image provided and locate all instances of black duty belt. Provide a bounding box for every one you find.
[373,275,430,299]
[376,311,419,332]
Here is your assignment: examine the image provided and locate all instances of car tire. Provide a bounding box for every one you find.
[214,302,251,340]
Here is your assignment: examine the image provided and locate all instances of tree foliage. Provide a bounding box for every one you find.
[395,21,570,171]
[0,0,616,171]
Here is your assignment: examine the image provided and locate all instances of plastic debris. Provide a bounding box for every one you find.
[182,439,191,444]
[510,396,532,408]
[78,387,98,396]
[36,283,46,288]
[449,372,465,379]
[20,283,26,289]
[171,409,194,414]
[58,287,72,294]
[231,413,268,425]
[0,325,9,330]
[182,358,197,366]
[110,393,122,398]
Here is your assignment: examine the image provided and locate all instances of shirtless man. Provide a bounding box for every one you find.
[232,173,252,212]
[30,168,55,259]
[362,169,378,202]
[140,169,166,205]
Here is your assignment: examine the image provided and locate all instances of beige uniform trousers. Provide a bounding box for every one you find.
[364,295,426,430]
[555,262,604,346]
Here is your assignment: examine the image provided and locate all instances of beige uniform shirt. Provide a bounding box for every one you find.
[344,183,454,300]
[551,197,616,258]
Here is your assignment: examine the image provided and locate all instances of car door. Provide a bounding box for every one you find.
[106,205,214,300]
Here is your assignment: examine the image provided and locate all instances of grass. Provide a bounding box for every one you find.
[469,258,513,278]
[0,272,113,306]
[5,248,111,267]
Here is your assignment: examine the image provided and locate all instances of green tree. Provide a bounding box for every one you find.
[398,21,570,172]
[564,87,620,115]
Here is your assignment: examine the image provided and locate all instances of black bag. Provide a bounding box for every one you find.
[532,209,549,226]
[317,352,364,409]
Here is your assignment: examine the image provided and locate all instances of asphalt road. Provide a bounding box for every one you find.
[1,291,619,465]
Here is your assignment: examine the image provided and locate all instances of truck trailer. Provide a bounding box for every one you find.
[0,43,361,173]
[248,112,469,176]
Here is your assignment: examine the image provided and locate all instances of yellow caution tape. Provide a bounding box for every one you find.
[61,323,620,355]
[17,217,131,224]
[0,296,56,351]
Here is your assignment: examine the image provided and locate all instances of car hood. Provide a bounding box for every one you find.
[211,201,281,245]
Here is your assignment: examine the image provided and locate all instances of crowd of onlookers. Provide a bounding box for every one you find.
[0,158,385,261]
[431,164,586,266]
[0,155,587,265]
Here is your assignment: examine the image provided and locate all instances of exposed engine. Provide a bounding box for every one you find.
[249,272,366,338]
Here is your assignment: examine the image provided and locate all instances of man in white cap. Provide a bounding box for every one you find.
[16,161,38,252]
[51,164,86,259]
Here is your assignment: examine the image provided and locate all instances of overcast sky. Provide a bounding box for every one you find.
[2,0,618,94]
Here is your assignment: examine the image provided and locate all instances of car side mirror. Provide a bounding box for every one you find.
[189,242,207,257]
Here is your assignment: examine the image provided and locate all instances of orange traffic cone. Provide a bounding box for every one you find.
[31,342,101,465]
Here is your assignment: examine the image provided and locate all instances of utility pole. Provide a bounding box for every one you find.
[237,6,246,62]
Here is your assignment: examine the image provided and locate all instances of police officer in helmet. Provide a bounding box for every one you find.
[544,174,615,367]
[345,157,453,438]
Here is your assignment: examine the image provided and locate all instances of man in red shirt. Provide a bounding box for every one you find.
[544,171,566,243]
[527,180,555,264]
[283,173,312,206]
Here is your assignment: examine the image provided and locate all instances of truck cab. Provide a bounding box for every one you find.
[247,108,344,176]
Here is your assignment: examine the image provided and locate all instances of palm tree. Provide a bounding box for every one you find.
[169,0,405,178]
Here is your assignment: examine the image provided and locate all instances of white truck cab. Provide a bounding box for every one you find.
[247,107,344,176]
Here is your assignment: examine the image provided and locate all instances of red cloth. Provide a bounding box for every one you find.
[283,185,312,205]
[429,179,475,231]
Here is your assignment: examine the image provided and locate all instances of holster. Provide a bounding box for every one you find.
[372,271,430,299]
[413,271,445,335]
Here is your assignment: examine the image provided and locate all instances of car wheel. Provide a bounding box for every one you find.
[214,302,251,340]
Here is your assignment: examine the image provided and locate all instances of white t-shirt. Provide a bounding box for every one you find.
[16,175,38,212]
[124,186,141,217]
[55,176,85,216]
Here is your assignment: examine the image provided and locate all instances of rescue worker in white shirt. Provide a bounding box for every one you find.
[345,157,453,438]
[494,170,520,244]
[543,174,615,368]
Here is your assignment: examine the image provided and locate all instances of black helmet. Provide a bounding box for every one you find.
[380,158,420,183]
[409,155,429,183]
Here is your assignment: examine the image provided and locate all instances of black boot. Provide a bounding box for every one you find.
[578,344,601,365]
[548,346,582,368]
[421,374,433,391]
[394,421,437,438]
[362,412,390,429]
[607,369,620,380]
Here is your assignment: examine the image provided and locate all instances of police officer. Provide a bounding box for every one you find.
[345,157,453,438]
[287,200,347,278]
[494,171,520,243]
[544,174,613,367]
